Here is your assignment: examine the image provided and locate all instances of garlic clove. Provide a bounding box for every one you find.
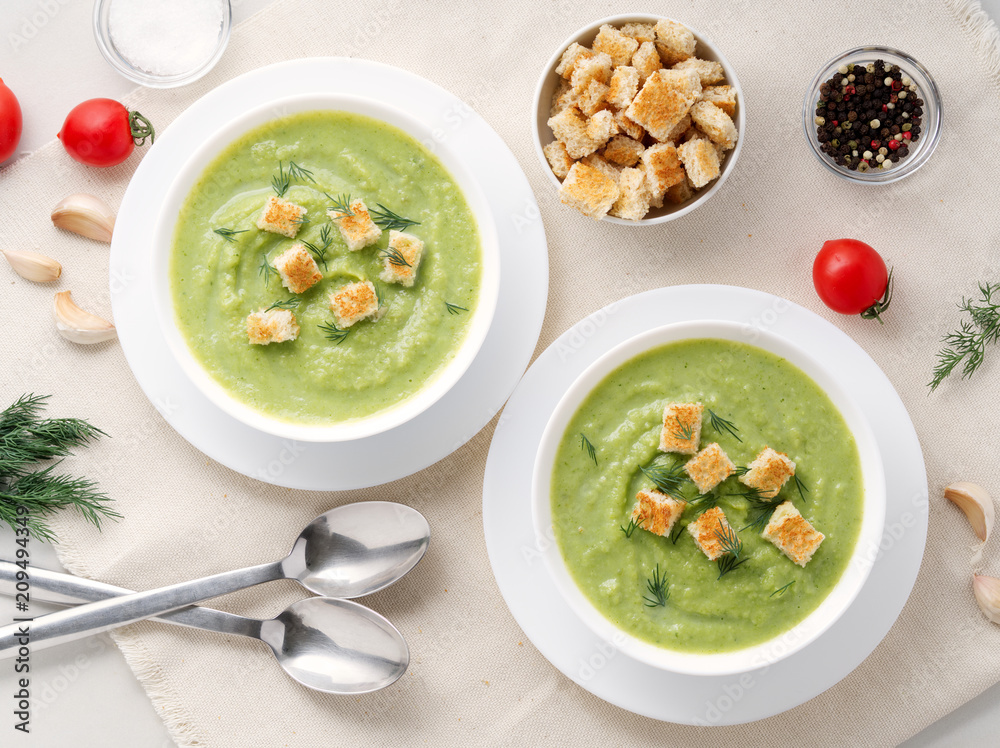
[53,291,117,344]
[2,249,62,283]
[973,574,1000,624]
[51,193,116,243]
[945,481,994,542]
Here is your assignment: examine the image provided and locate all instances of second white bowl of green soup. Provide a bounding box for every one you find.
[153,94,500,442]
[532,320,886,676]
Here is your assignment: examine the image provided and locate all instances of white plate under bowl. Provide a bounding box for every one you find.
[531,319,885,677]
[483,285,927,724]
[153,93,501,442]
[110,58,547,490]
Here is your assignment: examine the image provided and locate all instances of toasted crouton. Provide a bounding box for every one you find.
[631,489,686,537]
[654,19,696,66]
[550,78,580,116]
[690,101,738,151]
[614,110,646,141]
[603,135,645,167]
[625,69,702,142]
[607,66,640,110]
[699,85,737,118]
[570,52,613,92]
[609,167,650,221]
[380,230,424,287]
[631,41,663,83]
[272,244,322,294]
[593,24,640,67]
[327,199,381,252]
[555,42,595,78]
[672,57,726,86]
[677,138,720,189]
[544,140,575,179]
[687,507,734,560]
[659,402,703,454]
[577,79,610,116]
[665,113,692,144]
[620,21,656,44]
[664,179,694,205]
[329,280,380,328]
[641,143,685,207]
[763,501,825,567]
[585,109,618,145]
[547,106,604,160]
[684,443,736,494]
[740,447,796,499]
[581,152,622,181]
[559,161,619,220]
[247,308,299,345]
[257,196,307,239]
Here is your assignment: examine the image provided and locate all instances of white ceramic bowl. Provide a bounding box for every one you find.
[152,93,501,442]
[531,320,886,676]
[532,14,745,225]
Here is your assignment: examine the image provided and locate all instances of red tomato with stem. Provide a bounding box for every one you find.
[813,239,893,323]
[57,98,155,167]
[0,78,23,163]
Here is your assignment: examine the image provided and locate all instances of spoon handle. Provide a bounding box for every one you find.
[0,560,284,657]
[0,561,262,638]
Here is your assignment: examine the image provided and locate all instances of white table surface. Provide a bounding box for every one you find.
[1,1,999,745]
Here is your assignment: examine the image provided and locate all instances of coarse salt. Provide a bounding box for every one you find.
[108,0,225,77]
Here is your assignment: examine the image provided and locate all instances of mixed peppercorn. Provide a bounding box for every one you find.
[814,59,923,173]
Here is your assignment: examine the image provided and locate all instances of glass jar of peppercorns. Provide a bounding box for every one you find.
[803,47,941,183]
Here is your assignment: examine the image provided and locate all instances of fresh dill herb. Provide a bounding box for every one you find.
[445,301,469,315]
[639,457,686,500]
[271,162,290,197]
[689,490,720,510]
[736,487,782,533]
[642,564,669,607]
[859,268,894,324]
[669,520,686,545]
[318,321,351,345]
[373,281,387,310]
[0,394,120,541]
[380,246,412,268]
[292,215,310,226]
[728,486,774,506]
[714,522,747,579]
[620,516,643,538]
[370,204,420,232]
[258,255,278,287]
[706,409,742,442]
[930,281,1000,390]
[264,298,300,313]
[213,227,248,243]
[733,466,750,477]
[286,161,315,183]
[793,474,809,501]
[741,507,774,534]
[670,416,694,442]
[301,224,333,269]
[770,581,795,598]
[326,193,354,218]
[579,433,598,466]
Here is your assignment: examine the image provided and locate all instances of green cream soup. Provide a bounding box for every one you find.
[550,339,864,653]
[170,111,481,424]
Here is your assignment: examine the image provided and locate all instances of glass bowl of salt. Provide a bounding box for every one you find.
[94,0,232,88]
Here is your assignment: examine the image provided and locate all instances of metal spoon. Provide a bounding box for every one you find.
[0,562,408,694]
[0,501,429,657]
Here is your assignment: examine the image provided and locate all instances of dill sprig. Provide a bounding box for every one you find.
[620,515,643,538]
[258,255,278,287]
[736,486,783,533]
[642,564,669,607]
[793,474,809,501]
[326,193,354,218]
[670,416,693,442]
[930,282,1000,390]
[264,298,300,313]
[301,224,333,269]
[670,520,686,545]
[445,301,469,315]
[714,522,747,579]
[733,466,750,477]
[213,227,248,243]
[380,246,412,268]
[0,394,119,541]
[770,581,795,598]
[318,321,351,345]
[639,457,686,500]
[706,409,742,442]
[579,433,598,466]
[272,161,315,197]
[373,281,387,310]
[689,490,720,510]
[370,204,420,232]
[287,161,315,184]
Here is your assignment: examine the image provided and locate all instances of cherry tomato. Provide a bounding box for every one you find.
[813,239,893,323]
[57,98,154,167]
[0,78,23,163]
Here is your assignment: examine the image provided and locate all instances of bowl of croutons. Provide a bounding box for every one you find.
[533,15,744,224]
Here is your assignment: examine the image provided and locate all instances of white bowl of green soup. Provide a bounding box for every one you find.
[532,320,885,676]
[154,94,499,441]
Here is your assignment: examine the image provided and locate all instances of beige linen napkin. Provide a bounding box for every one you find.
[2,0,1000,745]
